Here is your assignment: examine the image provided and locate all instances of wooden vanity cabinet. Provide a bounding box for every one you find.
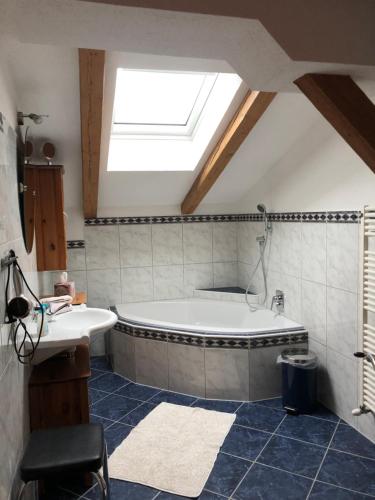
[29,345,90,430]
[33,165,67,271]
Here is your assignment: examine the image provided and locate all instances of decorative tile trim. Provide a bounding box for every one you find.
[237,214,263,222]
[85,210,362,226]
[113,322,133,335]
[134,328,169,342]
[205,337,249,349]
[249,331,308,349]
[300,212,327,223]
[182,214,238,223]
[326,211,362,223]
[150,215,184,224]
[85,216,153,225]
[85,214,239,225]
[114,316,308,350]
[167,332,205,346]
[268,212,302,222]
[67,240,85,249]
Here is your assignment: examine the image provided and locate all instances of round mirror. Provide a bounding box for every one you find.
[16,128,36,254]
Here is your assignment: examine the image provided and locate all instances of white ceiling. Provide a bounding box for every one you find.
[1,0,375,215]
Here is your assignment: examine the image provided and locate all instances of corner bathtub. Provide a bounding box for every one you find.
[109,298,308,401]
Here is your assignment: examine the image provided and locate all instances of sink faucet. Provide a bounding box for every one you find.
[271,290,284,314]
[46,302,71,320]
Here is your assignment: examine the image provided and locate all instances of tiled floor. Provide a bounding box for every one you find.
[50,356,375,500]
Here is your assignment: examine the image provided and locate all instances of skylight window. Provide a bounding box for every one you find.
[112,69,217,137]
[107,68,243,171]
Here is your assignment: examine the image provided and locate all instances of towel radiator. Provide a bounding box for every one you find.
[353,206,375,416]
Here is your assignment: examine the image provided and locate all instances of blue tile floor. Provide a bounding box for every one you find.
[49,356,375,500]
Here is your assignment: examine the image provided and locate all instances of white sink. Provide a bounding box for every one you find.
[25,306,117,364]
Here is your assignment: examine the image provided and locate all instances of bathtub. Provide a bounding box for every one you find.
[110,298,308,401]
[114,298,304,336]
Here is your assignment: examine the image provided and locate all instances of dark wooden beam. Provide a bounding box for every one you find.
[79,49,105,218]
[181,90,276,214]
[295,73,375,172]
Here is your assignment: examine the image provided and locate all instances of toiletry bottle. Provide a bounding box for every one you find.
[54,271,76,298]
[36,304,49,337]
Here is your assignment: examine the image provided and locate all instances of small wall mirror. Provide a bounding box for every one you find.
[16,128,36,254]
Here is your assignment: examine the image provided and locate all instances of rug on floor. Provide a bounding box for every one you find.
[108,401,236,498]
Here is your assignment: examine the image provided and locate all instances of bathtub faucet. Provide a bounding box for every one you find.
[271,290,284,314]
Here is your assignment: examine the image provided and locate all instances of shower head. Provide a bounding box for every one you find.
[257,203,267,214]
[17,112,49,126]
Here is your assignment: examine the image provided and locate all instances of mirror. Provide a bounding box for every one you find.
[16,127,36,254]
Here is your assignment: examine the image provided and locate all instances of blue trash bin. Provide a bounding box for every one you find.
[278,348,318,415]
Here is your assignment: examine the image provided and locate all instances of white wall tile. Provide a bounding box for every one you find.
[237,262,252,290]
[87,268,121,308]
[152,224,183,265]
[68,270,88,294]
[327,286,358,359]
[119,224,152,268]
[213,262,238,287]
[237,222,262,265]
[213,222,237,262]
[183,222,212,264]
[153,265,184,299]
[301,280,327,345]
[184,263,213,296]
[85,226,120,270]
[301,223,326,284]
[327,223,359,293]
[308,338,328,402]
[121,267,153,303]
[267,223,282,273]
[67,248,86,271]
[281,274,302,323]
[324,348,358,426]
[279,222,302,277]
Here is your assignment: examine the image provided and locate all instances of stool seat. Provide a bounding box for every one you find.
[20,424,104,482]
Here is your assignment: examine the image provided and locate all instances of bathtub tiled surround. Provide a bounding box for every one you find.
[110,319,307,401]
[237,212,361,430]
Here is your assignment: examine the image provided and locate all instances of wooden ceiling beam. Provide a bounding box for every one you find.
[181,90,276,214]
[294,73,375,173]
[79,48,105,218]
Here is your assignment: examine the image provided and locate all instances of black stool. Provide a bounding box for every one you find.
[17,424,110,499]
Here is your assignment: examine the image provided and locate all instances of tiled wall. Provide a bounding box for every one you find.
[237,214,362,429]
[40,220,239,307]
[0,120,38,499]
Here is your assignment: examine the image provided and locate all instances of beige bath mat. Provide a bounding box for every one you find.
[108,402,236,498]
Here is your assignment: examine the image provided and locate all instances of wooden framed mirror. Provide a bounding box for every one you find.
[16,128,36,254]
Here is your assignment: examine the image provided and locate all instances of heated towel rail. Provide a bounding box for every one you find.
[354,206,375,416]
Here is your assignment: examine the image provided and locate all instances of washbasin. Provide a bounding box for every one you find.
[25,306,117,364]
[51,307,117,337]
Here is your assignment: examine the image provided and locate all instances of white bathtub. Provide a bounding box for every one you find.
[115,297,304,336]
[111,297,308,401]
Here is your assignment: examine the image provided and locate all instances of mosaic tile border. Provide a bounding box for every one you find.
[67,240,85,249]
[85,210,361,226]
[249,331,308,349]
[113,318,308,349]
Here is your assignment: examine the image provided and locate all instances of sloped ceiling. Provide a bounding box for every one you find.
[2,0,375,216]
[79,0,375,66]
